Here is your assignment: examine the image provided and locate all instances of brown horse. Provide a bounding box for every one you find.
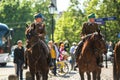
[114,41,120,80]
[78,32,107,80]
[25,25,49,80]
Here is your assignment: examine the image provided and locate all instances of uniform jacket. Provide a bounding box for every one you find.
[81,22,100,36]
[31,22,46,40]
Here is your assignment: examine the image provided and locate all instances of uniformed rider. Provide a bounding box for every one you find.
[25,13,52,68]
[74,13,104,67]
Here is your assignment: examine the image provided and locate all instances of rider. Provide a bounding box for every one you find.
[74,13,104,67]
[25,13,52,67]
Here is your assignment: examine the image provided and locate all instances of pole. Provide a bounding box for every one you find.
[51,14,54,42]
[105,24,108,68]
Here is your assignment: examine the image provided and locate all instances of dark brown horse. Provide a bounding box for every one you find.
[78,32,107,80]
[114,41,120,80]
[25,25,49,80]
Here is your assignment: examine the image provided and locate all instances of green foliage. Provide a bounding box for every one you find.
[54,9,85,43]
[0,0,51,44]
[0,0,32,44]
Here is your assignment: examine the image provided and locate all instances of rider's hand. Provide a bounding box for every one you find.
[81,36,84,39]
[38,34,43,37]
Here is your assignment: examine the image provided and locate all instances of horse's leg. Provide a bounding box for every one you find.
[118,70,120,80]
[116,70,120,80]
[36,72,40,80]
[41,69,49,80]
[96,68,101,80]
[42,73,48,80]
[92,71,97,80]
[79,70,84,80]
[87,72,91,80]
[96,71,101,80]
[30,72,35,80]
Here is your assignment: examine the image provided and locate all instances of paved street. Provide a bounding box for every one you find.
[0,61,113,80]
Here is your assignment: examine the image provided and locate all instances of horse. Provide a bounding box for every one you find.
[25,25,49,80]
[113,41,120,80]
[78,32,107,80]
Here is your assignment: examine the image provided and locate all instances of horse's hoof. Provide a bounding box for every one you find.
[8,74,18,80]
[26,71,32,80]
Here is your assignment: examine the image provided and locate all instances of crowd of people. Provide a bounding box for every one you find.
[13,39,78,79]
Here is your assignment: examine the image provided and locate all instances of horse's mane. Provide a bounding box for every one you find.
[81,32,103,55]
[114,41,120,54]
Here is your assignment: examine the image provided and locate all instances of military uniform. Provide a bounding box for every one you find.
[81,22,99,36]
[75,13,103,67]
[30,22,46,40]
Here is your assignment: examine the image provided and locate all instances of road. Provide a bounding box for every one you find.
[0,61,113,80]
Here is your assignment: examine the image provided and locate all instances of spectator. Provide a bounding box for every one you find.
[70,42,77,70]
[64,40,69,52]
[108,41,113,52]
[59,43,65,61]
[48,41,57,76]
[13,40,25,80]
[54,42,60,60]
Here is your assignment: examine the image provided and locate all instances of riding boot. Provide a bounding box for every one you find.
[40,40,50,56]
[74,40,83,62]
[40,40,53,67]
[47,53,53,67]
[97,55,104,68]
[23,50,29,69]
[24,57,28,69]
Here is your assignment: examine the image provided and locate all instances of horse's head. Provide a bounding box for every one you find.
[25,24,38,44]
[90,32,107,54]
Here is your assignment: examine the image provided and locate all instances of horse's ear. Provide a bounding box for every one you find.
[26,24,29,28]
[98,30,100,34]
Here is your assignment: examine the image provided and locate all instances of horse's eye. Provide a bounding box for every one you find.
[29,33,31,35]
[26,33,31,39]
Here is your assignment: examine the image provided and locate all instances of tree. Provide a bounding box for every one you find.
[0,0,52,44]
[0,0,32,44]
[54,7,85,43]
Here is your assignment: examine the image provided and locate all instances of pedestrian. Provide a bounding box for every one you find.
[13,40,25,80]
[108,41,113,53]
[59,43,65,61]
[54,42,60,60]
[70,42,77,70]
[74,13,104,67]
[48,41,57,76]
[64,40,69,52]
[59,43,69,61]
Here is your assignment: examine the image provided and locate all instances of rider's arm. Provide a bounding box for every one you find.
[38,24,46,37]
[95,23,100,33]
[81,23,87,39]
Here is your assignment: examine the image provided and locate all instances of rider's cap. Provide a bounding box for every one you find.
[17,40,22,44]
[88,13,95,19]
[34,13,43,19]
